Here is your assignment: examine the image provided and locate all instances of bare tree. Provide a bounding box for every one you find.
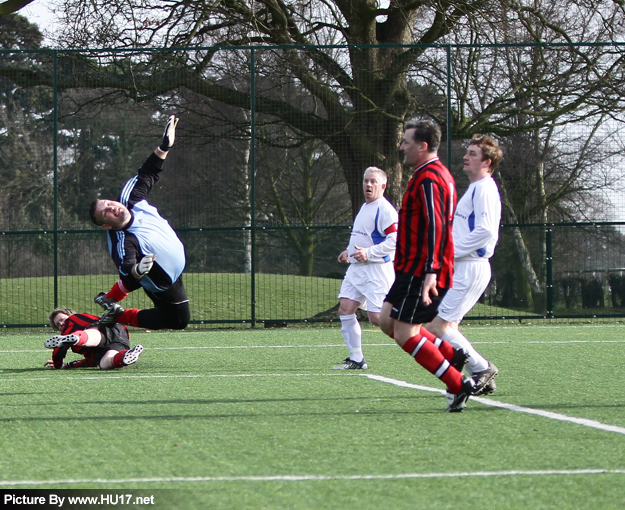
[7,0,624,217]
[440,0,625,311]
[257,138,350,275]
[2,2,625,225]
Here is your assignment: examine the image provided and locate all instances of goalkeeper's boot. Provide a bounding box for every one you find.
[99,303,125,327]
[45,334,79,349]
[332,357,368,370]
[473,362,499,396]
[450,347,469,374]
[122,344,143,366]
[445,376,477,413]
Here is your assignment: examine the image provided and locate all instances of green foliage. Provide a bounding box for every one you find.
[0,13,42,49]
[1,325,625,509]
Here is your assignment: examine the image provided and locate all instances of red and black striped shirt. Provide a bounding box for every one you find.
[52,313,102,368]
[62,313,100,335]
[394,157,457,289]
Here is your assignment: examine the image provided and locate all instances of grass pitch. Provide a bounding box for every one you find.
[1,324,625,509]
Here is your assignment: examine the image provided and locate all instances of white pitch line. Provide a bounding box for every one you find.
[149,344,394,350]
[364,374,625,436]
[4,338,625,355]
[0,344,390,354]
[1,468,625,486]
[1,373,360,383]
[7,371,625,436]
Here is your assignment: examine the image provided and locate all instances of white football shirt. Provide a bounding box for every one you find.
[347,197,398,264]
[453,175,501,261]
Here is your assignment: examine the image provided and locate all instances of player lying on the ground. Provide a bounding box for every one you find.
[44,308,143,370]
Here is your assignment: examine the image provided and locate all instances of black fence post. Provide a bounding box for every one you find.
[546,227,553,318]
[250,47,257,328]
[53,50,59,310]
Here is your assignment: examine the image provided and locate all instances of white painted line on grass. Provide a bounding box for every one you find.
[8,371,625,435]
[5,338,625,355]
[464,324,625,329]
[142,339,625,348]
[364,374,625,436]
[1,468,625,486]
[150,344,394,350]
[0,344,389,354]
[3,373,361,383]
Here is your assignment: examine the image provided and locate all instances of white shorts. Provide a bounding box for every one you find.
[338,262,395,313]
[437,259,491,323]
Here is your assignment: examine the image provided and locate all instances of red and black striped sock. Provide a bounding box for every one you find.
[402,334,463,393]
[419,326,455,360]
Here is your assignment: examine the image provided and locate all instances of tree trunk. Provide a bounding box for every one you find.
[497,170,545,312]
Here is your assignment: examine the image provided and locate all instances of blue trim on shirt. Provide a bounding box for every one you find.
[470,188,487,257]
[370,208,390,263]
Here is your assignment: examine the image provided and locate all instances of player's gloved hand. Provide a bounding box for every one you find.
[159,114,179,151]
[94,292,117,310]
[133,253,156,278]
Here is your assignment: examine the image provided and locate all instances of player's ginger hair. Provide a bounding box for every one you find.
[49,308,77,330]
[470,134,503,173]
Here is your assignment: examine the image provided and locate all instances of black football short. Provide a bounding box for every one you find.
[97,324,131,352]
[385,270,448,325]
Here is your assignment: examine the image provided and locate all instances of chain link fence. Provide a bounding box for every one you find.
[1,43,625,328]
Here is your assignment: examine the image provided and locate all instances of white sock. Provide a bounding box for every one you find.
[340,314,363,362]
[441,328,488,375]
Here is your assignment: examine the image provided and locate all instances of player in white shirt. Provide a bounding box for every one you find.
[427,134,503,400]
[333,167,398,369]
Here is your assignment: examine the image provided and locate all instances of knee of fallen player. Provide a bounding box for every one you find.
[98,350,117,370]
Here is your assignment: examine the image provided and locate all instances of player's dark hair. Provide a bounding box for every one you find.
[89,200,103,226]
[404,119,441,153]
[470,134,503,172]
[49,308,77,330]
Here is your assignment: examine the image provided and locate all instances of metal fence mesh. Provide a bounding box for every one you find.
[1,43,625,328]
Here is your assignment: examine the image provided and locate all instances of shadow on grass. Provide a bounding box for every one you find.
[0,394,453,419]
[0,367,50,374]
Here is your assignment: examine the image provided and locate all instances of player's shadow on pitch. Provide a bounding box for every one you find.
[1,367,49,374]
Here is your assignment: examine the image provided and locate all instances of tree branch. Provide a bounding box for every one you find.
[0,0,34,17]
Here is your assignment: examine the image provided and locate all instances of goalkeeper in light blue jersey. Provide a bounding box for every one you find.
[89,115,190,331]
